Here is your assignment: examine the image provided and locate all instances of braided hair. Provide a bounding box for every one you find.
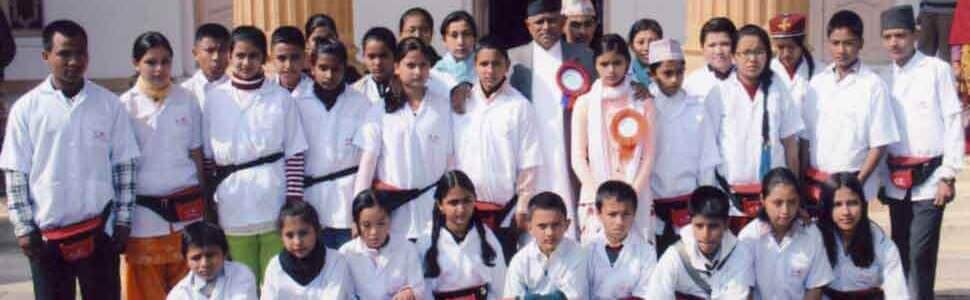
[423,170,498,278]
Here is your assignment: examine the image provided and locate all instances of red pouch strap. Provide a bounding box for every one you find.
[41,216,103,241]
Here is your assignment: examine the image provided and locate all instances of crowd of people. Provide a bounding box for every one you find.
[0,0,964,299]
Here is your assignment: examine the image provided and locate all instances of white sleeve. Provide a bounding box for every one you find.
[704,86,725,154]
[282,96,308,157]
[558,250,589,299]
[260,263,279,300]
[720,245,754,299]
[502,255,527,298]
[777,85,805,140]
[110,96,142,163]
[0,97,32,173]
[803,230,834,289]
[867,80,901,148]
[487,231,508,300]
[878,232,910,299]
[405,242,428,299]
[936,63,964,178]
[642,250,678,299]
[229,264,259,300]
[631,246,658,298]
[202,99,214,159]
[353,106,384,153]
[518,102,543,170]
[332,254,353,300]
[188,92,204,150]
[799,85,819,141]
[699,104,722,185]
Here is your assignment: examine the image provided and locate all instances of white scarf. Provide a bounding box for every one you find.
[587,77,644,184]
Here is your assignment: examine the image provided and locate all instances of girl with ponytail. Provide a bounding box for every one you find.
[416,170,507,300]
[704,24,804,234]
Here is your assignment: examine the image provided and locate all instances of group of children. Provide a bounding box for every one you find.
[0,0,962,299]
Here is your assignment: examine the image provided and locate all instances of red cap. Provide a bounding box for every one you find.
[769,13,806,38]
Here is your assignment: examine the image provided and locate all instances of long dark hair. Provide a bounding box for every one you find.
[384,37,435,114]
[423,170,498,278]
[789,35,815,79]
[737,25,775,97]
[817,173,875,268]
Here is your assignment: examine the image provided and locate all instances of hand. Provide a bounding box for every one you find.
[934,180,955,207]
[112,225,131,254]
[17,232,44,259]
[515,212,529,232]
[450,82,472,114]
[392,287,416,300]
[631,81,652,100]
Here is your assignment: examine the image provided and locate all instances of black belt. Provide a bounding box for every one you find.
[380,182,437,212]
[303,166,358,188]
[822,287,885,300]
[921,2,956,9]
[135,186,204,223]
[211,152,284,188]
[433,285,487,300]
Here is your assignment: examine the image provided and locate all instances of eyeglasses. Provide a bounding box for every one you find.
[736,49,768,60]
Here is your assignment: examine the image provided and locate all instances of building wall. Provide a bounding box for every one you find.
[352,0,474,57]
[4,0,195,80]
[604,0,686,45]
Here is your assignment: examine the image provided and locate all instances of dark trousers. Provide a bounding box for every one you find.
[888,199,945,300]
[493,227,519,264]
[29,232,121,300]
[918,10,954,62]
[656,225,682,257]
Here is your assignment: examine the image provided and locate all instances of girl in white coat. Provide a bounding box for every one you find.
[340,190,426,300]
[738,168,833,300]
[417,170,507,299]
[817,173,909,299]
[260,201,351,299]
[571,34,656,242]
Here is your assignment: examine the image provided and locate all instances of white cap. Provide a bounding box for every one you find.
[561,0,595,16]
[648,39,684,65]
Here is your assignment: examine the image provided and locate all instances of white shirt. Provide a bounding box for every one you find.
[645,226,755,299]
[884,52,964,201]
[260,249,352,299]
[355,90,453,239]
[770,58,821,112]
[584,231,657,299]
[529,41,578,235]
[0,77,141,230]
[453,80,542,208]
[415,226,507,299]
[705,75,804,185]
[352,74,452,106]
[504,238,588,299]
[203,81,308,235]
[167,261,258,300]
[296,86,371,229]
[651,84,720,199]
[825,222,909,299]
[803,62,900,198]
[738,219,834,300]
[268,74,314,98]
[120,85,203,238]
[684,66,734,100]
[339,236,426,300]
[181,70,228,112]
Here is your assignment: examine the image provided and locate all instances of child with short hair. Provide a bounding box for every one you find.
[260,201,351,299]
[269,26,312,95]
[433,10,479,86]
[585,181,656,299]
[646,186,755,299]
[182,23,230,109]
[352,27,397,105]
[504,192,589,299]
[167,222,258,300]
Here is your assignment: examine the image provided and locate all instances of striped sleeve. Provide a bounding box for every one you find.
[285,152,305,199]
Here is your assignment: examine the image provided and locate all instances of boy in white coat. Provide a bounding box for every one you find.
[584,181,656,299]
[504,193,588,299]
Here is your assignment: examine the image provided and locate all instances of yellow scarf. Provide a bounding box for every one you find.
[136,76,172,102]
